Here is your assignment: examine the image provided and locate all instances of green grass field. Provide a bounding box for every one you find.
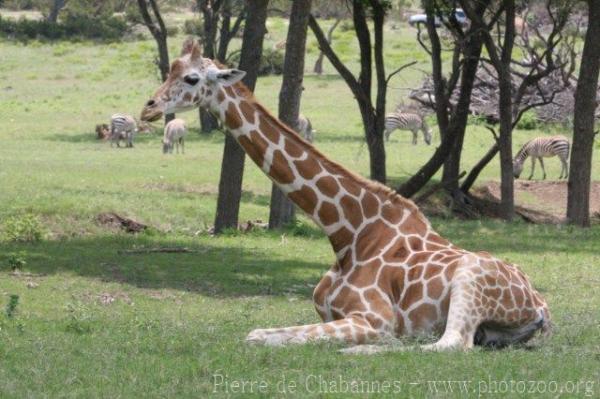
[1,13,600,398]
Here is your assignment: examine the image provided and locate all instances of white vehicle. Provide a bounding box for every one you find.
[408,8,468,27]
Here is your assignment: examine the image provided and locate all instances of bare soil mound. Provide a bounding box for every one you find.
[477,180,600,222]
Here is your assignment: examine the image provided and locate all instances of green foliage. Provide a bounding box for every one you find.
[5,295,19,319]
[2,214,45,243]
[0,13,129,42]
[6,251,27,272]
[182,18,204,37]
[64,302,93,334]
[229,47,285,76]
[516,110,541,130]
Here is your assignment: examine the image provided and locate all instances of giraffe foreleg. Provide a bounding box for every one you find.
[246,316,381,346]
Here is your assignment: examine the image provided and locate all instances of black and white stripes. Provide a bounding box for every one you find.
[110,113,137,148]
[513,135,570,179]
[384,112,432,145]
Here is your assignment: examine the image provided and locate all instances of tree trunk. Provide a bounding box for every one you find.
[313,18,340,75]
[497,0,515,220]
[198,0,220,133]
[47,0,67,23]
[567,0,600,227]
[213,0,268,234]
[269,0,311,229]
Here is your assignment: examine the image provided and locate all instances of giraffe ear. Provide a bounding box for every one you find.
[207,69,246,86]
[181,37,203,61]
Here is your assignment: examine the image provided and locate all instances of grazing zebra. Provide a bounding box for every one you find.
[163,118,187,154]
[110,114,137,148]
[296,114,316,143]
[513,135,570,180]
[384,112,432,145]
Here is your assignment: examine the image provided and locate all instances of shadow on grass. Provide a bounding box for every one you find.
[0,232,326,299]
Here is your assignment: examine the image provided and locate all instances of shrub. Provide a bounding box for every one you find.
[515,110,540,130]
[183,18,204,37]
[0,13,129,42]
[5,295,19,319]
[6,252,27,272]
[2,214,45,243]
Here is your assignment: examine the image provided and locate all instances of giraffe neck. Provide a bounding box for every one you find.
[210,83,426,260]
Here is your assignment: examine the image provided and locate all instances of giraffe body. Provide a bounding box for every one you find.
[141,39,551,351]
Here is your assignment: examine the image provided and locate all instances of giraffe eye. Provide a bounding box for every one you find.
[183,75,200,86]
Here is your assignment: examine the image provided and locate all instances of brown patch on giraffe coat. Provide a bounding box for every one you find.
[408,265,424,282]
[224,86,236,98]
[288,185,318,215]
[378,266,405,303]
[381,203,402,225]
[183,92,192,102]
[225,102,243,130]
[401,282,424,310]
[316,176,340,198]
[444,260,459,281]
[426,276,444,300]
[347,259,380,287]
[423,264,443,279]
[511,285,525,307]
[331,286,366,313]
[269,150,295,184]
[329,226,353,253]
[427,233,450,246]
[354,220,395,262]
[238,130,267,166]
[258,114,280,143]
[363,289,394,320]
[409,303,438,331]
[340,195,363,229]
[360,192,379,219]
[318,201,339,226]
[382,237,409,263]
[294,157,322,180]
[338,177,361,196]
[284,138,304,158]
[400,213,428,236]
[408,236,424,252]
[217,89,226,103]
[239,100,255,124]
[407,251,433,266]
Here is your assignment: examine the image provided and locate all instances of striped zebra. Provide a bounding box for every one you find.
[513,135,570,180]
[384,112,432,145]
[163,118,187,154]
[110,113,137,148]
[296,114,316,143]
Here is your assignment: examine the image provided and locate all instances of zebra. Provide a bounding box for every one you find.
[110,114,137,148]
[296,114,316,143]
[384,112,432,145]
[513,135,570,180]
[163,118,187,154]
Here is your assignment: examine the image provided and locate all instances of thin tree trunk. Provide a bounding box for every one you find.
[213,0,268,234]
[269,0,311,229]
[47,0,67,23]
[567,0,600,227]
[313,18,340,74]
[198,0,220,133]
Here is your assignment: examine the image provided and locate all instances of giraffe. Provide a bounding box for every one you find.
[140,39,551,352]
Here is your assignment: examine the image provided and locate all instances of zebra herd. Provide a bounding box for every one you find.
[384,109,570,180]
[107,110,570,180]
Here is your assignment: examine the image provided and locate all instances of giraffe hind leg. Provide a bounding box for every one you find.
[474,311,545,348]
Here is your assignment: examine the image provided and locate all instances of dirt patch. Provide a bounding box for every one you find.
[95,212,148,233]
[477,180,600,222]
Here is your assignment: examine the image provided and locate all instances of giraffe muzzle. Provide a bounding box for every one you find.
[140,104,163,123]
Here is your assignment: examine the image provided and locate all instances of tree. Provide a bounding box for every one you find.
[396,0,489,198]
[309,0,391,183]
[567,0,600,227]
[47,0,67,22]
[268,0,312,229]
[462,0,575,219]
[213,0,268,234]
[196,0,245,133]
[313,18,341,75]
[137,0,174,124]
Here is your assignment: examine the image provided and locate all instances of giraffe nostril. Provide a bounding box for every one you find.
[146,99,156,107]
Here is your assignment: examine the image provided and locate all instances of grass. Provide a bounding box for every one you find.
[1,11,600,398]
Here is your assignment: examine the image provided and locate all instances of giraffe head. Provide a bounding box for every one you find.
[141,39,246,122]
